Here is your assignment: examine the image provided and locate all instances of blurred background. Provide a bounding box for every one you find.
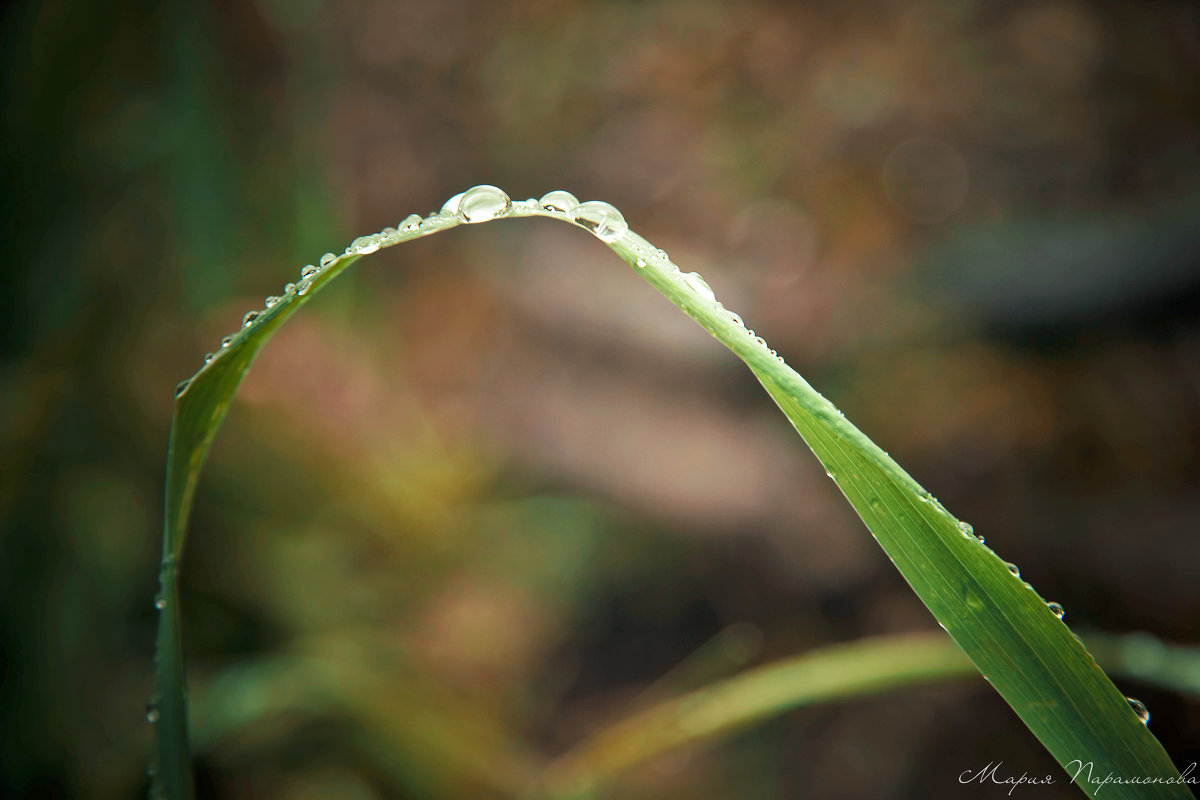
[2,1,1199,797]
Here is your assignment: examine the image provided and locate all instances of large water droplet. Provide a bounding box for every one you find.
[441,191,466,215]
[1005,562,1020,578]
[1126,697,1150,725]
[682,272,717,303]
[350,234,381,254]
[242,310,259,327]
[301,264,318,279]
[264,295,281,308]
[320,253,336,268]
[458,185,511,223]
[1047,601,1065,620]
[539,190,579,214]
[572,201,628,242]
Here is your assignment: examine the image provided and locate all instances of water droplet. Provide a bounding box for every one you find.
[154,593,165,610]
[401,213,422,231]
[572,201,628,242]
[682,272,717,303]
[1126,697,1150,725]
[203,352,214,364]
[1047,601,1065,620]
[635,258,647,268]
[297,279,312,296]
[242,310,259,327]
[458,185,512,223]
[380,226,399,242]
[350,234,381,254]
[320,253,336,268]
[145,701,160,724]
[174,380,189,397]
[728,312,745,327]
[917,492,932,503]
[301,264,318,279]
[220,336,233,349]
[265,295,281,308]
[539,190,579,214]
[825,469,836,479]
[1005,562,1020,577]
[441,191,466,215]
[956,521,983,543]
[284,282,296,294]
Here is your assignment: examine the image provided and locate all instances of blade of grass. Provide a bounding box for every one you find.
[535,630,1200,796]
[154,189,1189,799]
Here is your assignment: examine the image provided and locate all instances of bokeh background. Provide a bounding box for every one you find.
[2,1,1199,797]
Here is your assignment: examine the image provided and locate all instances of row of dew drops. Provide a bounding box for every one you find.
[911,490,1150,726]
[175,185,787,398]
[164,186,1150,731]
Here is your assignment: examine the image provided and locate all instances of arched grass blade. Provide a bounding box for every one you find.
[154,191,1189,799]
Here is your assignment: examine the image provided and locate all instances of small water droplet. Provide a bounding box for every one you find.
[350,234,381,254]
[297,279,312,296]
[154,593,165,610]
[682,272,717,303]
[284,282,296,295]
[1047,601,1065,620]
[145,701,160,724]
[956,520,983,543]
[728,312,745,327]
[459,185,512,223]
[174,380,189,397]
[441,191,466,215]
[1126,697,1150,725]
[539,190,579,214]
[572,201,628,242]
[203,352,214,364]
[635,258,647,268]
[301,264,318,279]
[242,310,259,327]
[220,336,233,349]
[320,253,336,268]
[401,213,422,231]
[1005,562,1020,577]
[264,295,281,308]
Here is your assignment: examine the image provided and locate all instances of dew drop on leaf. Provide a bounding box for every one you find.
[1126,696,1150,725]
[458,185,512,223]
[1047,601,1065,620]
[350,234,381,254]
[539,190,579,215]
[682,272,716,303]
[572,201,628,242]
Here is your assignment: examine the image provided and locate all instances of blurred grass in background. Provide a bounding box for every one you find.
[2,1,1199,797]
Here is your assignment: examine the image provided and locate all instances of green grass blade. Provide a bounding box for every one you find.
[154,188,1188,799]
[535,631,1200,796]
